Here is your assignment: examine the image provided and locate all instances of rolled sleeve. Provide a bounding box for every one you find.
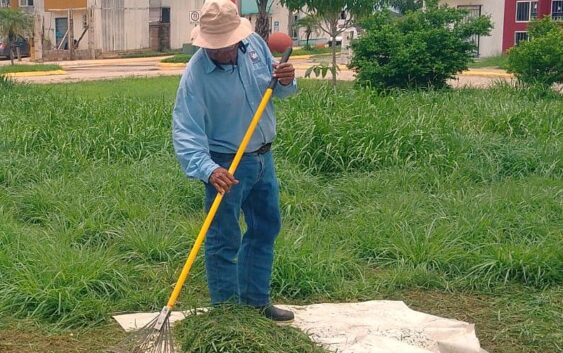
[172,71,219,183]
[274,79,297,99]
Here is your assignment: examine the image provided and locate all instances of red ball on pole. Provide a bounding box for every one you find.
[268,32,293,54]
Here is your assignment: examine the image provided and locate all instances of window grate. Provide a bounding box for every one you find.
[553,1,563,20]
[515,31,529,45]
[516,1,538,22]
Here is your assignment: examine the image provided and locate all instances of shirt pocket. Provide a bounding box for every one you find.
[251,62,272,90]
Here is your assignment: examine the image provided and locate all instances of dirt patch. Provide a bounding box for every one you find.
[0,322,125,353]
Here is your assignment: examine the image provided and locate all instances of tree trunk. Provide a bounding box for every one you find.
[9,42,15,65]
[330,23,338,87]
[255,0,270,42]
[256,14,269,41]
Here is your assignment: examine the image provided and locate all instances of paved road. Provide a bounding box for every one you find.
[5,55,515,88]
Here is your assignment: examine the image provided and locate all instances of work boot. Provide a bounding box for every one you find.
[258,304,294,322]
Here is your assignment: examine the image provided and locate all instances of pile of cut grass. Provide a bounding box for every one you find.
[177,306,327,353]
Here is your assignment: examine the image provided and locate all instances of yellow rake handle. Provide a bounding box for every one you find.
[166,47,293,309]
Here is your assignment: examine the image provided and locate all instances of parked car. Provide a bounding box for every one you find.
[0,37,30,59]
[327,36,343,47]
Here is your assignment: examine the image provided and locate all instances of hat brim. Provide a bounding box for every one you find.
[191,18,253,49]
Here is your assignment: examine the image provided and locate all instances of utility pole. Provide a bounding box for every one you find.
[68,9,75,60]
[87,6,95,59]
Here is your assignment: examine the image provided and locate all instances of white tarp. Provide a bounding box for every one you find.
[113,300,487,353]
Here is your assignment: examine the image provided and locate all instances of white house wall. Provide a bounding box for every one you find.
[161,0,205,50]
[123,0,149,50]
[90,0,149,52]
[442,0,505,57]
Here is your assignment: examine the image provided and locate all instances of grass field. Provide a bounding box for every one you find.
[0,77,561,353]
[0,64,63,74]
[161,54,192,64]
[468,55,509,69]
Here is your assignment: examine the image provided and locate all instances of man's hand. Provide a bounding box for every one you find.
[209,167,239,194]
[273,62,295,86]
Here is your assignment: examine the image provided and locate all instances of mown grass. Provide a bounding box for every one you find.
[119,49,182,59]
[272,46,333,57]
[0,64,63,74]
[0,78,561,353]
[468,55,509,69]
[161,54,192,64]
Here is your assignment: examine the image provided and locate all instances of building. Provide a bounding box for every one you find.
[2,0,297,60]
[502,0,562,51]
[442,0,563,57]
[0,0,35,13]
[440,0,505,57]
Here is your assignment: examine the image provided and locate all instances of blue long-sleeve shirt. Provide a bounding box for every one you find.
[172,33,297,183]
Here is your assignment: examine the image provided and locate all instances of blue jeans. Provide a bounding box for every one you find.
[204,150,281,307]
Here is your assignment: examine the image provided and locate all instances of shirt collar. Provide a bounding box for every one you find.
[202,38,250,74]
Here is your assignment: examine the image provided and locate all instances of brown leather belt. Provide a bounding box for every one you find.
[210,143,272,158]
[253,143,272,154]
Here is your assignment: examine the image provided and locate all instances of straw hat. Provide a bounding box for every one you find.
[191,0,253,49]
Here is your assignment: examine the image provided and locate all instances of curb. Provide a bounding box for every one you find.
[273,54,314,60]
[158,62,187,69]
[4,70,66,78]
[460,69,513,78]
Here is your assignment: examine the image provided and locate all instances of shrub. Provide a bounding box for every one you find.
[507,18,563,87]
[350,4,492,90]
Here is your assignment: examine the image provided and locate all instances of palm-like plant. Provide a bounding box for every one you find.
[294,14,320,49]
[0,8,33,65]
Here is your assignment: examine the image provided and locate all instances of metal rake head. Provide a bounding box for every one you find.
[110,309,177,353]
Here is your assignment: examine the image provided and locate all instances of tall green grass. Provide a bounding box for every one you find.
[0,78,561,352]
[276,82,561,180]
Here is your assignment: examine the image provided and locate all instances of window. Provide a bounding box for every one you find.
[553,1,563,20]
[515,31,529,45]
[0,0,9,8]
[458,5,482,56]
[516,1,538,22]
[19,0,33,6]
[161,7,170,23]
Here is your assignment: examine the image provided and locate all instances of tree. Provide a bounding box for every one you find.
[0,8,33,65]
[350,5,492,90]
[280,0,376,86]
[294,14,321,49]
[255,0,273,42]
[507,18,563,87]
[388,0,424,14]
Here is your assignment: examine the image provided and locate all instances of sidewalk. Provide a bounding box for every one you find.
[5,55,516,86]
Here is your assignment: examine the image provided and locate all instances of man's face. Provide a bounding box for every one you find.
[206,43,239,65]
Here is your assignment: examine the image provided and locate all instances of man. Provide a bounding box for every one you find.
[172,0,296,322]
